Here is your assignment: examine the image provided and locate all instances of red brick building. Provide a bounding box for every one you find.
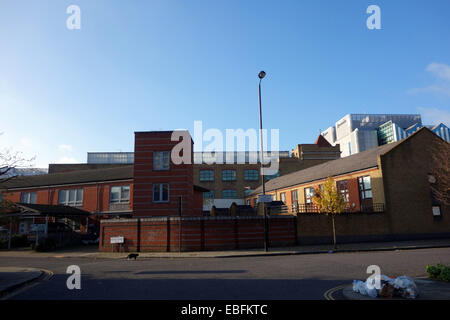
[0,131,206,234]
[133,131,198,217]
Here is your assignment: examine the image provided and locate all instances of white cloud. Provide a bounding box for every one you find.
[408,85,450,97]
[58,144,73,152]
[409,63,450,97]
[417,107,450,127]
[426,63,450,81]
[54,144,80,164]
[57,156,79,164]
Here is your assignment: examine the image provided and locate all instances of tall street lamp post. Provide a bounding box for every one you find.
[258,70,269,252]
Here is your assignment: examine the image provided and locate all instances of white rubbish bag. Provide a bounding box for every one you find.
[393,276,419,299]
[352,280,368,296]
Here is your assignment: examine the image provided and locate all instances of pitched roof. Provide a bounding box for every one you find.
[250,140,401,196]
[48,163,131,174]
[1,165,209,192]
[314,135,332,147]
[1,166,133,190]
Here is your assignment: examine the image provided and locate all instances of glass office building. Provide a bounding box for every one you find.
[87,152,134,164]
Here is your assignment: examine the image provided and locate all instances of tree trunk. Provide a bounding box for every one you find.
[331,214,337,249]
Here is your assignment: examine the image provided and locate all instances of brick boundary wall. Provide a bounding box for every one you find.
[99,215,297,252]
[296,212,450,245]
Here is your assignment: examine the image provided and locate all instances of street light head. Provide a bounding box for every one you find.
[258,71,266,79]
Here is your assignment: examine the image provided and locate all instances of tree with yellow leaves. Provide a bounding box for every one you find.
[313,177,347,249]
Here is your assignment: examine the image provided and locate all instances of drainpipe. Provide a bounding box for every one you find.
[178,196,182,253]
[45,215,48,237]
[7,217,12,250]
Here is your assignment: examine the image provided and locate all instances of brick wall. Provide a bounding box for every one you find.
[381,129,450,235]
[2,181,133,214]
[133,131,196,217]
[99,216,297,252]
[297,212,391,244]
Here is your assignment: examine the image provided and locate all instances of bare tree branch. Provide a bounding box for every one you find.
[0,134,36,186]
[430,139,450,206]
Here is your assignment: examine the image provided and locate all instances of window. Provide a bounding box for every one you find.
[304,187,315,204]
[58,189,83,206]
[199,170,214,182]
[20,192,36,204]
[358,176,372,199]
[244,189,254,196]
[280,192,286,203]
[110,186,130,203]
[429,174,441,218]
[336,180,349,202]
[291,190,298,203]
[153,151,170,170]
[272,194,277,201]
[222,170,236,181]
[222,189,237,199]
[203,190,215,199]
[244,169,259,181]
[153,183,169,202]
[291,190,298,213]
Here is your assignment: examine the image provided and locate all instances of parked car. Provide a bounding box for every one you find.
[28,222,82,247]
[81,231,99,245]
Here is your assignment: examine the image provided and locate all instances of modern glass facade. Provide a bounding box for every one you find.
[322,114,424,157]
[87,152,134,164]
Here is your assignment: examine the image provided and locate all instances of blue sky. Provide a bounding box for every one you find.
[1,0,449,167]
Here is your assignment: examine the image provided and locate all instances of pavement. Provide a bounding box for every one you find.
[0,238,449,299]
[342,278,450,300]
[0,267,44,298]
[1,238,448,259]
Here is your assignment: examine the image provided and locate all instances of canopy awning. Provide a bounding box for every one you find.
[6,203,91,218]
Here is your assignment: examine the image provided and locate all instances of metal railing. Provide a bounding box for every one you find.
[267,204,290,216]
[288,202,385,214]
[360,203,385,213]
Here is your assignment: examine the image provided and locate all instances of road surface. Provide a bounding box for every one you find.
[1,247,449,300]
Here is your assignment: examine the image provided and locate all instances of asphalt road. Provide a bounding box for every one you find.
[1,247,449,300]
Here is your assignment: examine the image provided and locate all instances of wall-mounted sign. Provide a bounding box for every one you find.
[432,206,441,216]
[110,236,124,244]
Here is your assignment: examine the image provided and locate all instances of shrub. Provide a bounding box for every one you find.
[0,239,7,249]
[0,234,29,249]
[440,266,450,282]
[426,264,450,282]
[11,234,28,247]
[35,238,59,252]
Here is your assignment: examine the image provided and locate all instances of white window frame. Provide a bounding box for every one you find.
[58,189,83,206]
[153,151,170,170]
[110,185,130,204]
[153,183,169,203]
[358,176,373,199]
[304,187,315,204]
[20,192,37,204]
